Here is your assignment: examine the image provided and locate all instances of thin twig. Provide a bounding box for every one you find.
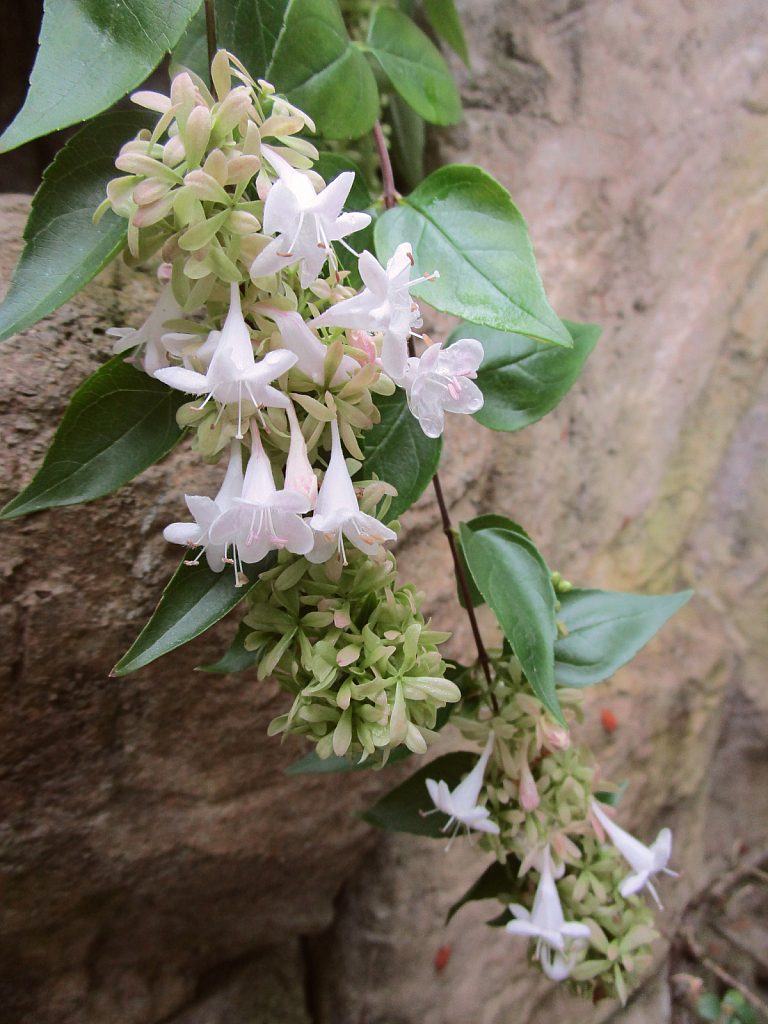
[373,122,397,210]
[681,927,768,1018]
[205,0,217,78]
[374,124,498,713]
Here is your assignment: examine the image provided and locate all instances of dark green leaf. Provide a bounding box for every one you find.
[389,92,425,194]
[216,0,290,82]
[0,111,154,344]
[423,0,471,66]
[554,588,693,688]
[196,620,259,673]
[366,7,462,126]
[486,907,514,927]
[0,0,202,152]
[361,751,477,836]
[355,388,442,519]
[172,3,209,79]
[112,551,277,676]
[446,319,601,432]
[459,520,562,722]
[312,152,372,211]
[446,854,522,922]
[696,994,723,1021]
[375,166,571,347]
[1,355,186,519]
[455,515,532,609]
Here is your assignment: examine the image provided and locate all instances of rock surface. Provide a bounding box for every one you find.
[1,0,768,1019]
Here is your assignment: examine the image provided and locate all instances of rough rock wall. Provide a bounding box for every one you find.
[1,0,767,1021]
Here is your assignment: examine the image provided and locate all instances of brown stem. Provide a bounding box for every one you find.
[373,122,397,210]
[431,474,498,713]
[205,0,217,78]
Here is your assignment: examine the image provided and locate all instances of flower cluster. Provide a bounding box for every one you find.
[424,647,675,1001]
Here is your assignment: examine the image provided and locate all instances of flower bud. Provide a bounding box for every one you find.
[518,740,540,812]
[184,104,212,168]
[284,403,318,508]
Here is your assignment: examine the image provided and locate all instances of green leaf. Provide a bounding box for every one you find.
[361,751,478,836]
[212,0,378,139]
[446,854,522,922]
[459,520,562,722]
[1,355,186,519]
[112,552,277,676]
[356,388,442,519]
[365,7,462,126]
[0,110,154,344]
[554,588,693,688]
[389,92,425,194]
[696,994,723,1021]
[375,166,571,347]
[0,0,202,152]
[172,3,209,79]
[423,0,471,66]
[312,152,372,211]
[446,319,601,432]
[455,515,531,609]
[196,620,259,673]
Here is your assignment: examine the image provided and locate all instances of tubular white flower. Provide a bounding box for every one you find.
[306,419,396,565]
[250,146,371,287]
[154,282,297,438]
[209,421,313,568]
[424,733,500,839]
[107,282,183,376]
[311,244,438,381]
[589,798,677,909]
[284,402,317,508]
[506,847,591,981]
[400,339,484,438]
[258,306,356,385]
[163,439,244,572]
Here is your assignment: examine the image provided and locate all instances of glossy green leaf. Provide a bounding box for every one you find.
[0,0,202,152]
[554,588,693,688]
[171,3,209,79]
[459,520,562,722]
[312,153,372,212]
[361,751,477,836]
[197,620,259,673]
[1,356,186,519]
[447,319,601,432]
[0,111,154,344]
[389,92,425,194]
[113,551,277,676]
[375,166,571,347]
[446,854,522,922]
[365,7,462,126]
[424,0,470,66]
[455,515,531,609]
[356,388,442,520]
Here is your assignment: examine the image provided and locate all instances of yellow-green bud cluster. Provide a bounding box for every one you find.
[244,546,457,762]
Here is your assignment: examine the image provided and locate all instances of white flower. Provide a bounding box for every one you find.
[250,146,371,287]
[306,419,396,564]
[400,338,484,438]
[154,282,297,438]
[506,847,591,981]
[424,733,500,838]
[284,402,317,508]
[162,439,244,573]
[311,244,438,381]
[258,306,356,385]
[209,421,313,569]
[107,282,183,376]
[590,798,677,909]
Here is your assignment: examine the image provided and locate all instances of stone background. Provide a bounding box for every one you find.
[1,0,768,1021]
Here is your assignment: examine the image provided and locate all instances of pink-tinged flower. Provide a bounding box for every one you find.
[517,738,541,812]
[107,283,183,376]
[154,282,297,438]
[250,145,371,287]
[257,306,355,385]
[589,798,677,909]
[209,421,313,569]
[424,734,500,839]
[284,403,317,508]
[506,847,591,980]
[400,338,484,438]
[163,439,244,572]
[306,420,396,564]
[311,244,438,381]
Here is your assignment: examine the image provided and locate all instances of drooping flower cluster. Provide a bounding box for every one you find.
[424,645,674,1001]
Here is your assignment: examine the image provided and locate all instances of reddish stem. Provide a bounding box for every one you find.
[373,122,398,210]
